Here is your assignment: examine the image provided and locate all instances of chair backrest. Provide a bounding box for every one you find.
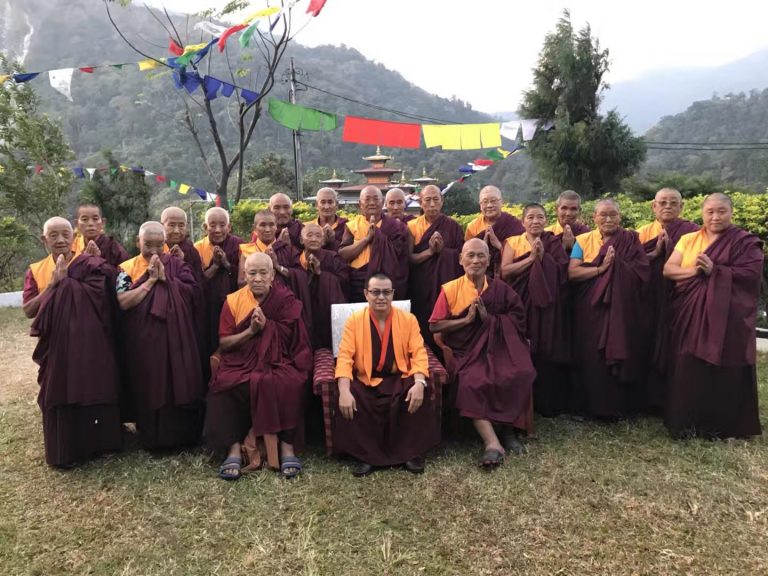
[331,300,411,358]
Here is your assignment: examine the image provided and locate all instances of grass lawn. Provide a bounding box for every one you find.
[1,307,766,575]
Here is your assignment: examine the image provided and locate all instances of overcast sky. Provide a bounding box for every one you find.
[146,0,768,113]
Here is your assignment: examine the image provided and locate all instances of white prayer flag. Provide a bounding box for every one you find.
[500,121,520,141]
[193,22,228,36]
[49,68,74,102]
[86,168,96,179]
[520,119,539,141]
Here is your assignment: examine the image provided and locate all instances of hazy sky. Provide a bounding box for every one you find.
[146,0,768,113]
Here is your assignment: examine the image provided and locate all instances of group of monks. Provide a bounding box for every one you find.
[23,182,763,479]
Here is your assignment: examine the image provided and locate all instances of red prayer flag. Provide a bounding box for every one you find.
[306,0,328,16]
[169,38,184,56]
[78,67,95,73]
[473,159,494,166]
[155,175,167,183]
[342,116,421,149]
[35,164,43,174]
[218,24,247,52]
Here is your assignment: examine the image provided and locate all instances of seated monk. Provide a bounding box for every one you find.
[636,188,699,411]
[501,203,571,417]
[194,207,243,355]
[335,273,439,477]
[385,187,415,223]
[430,239,535,468]
[292,222,349,349]
[269,192,303,249]
[407,184,464,340]
[23,217,122,467]
[568,199,650,420]
[662,193,762,439]
[71,203,129,266]
[204,253,313,480]
[544,190,591,254]
[339,185,409,302]
[464,185,524,278]
[117,222,204,451]
[311,187,348,251]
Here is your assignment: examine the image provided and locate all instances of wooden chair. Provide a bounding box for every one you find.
[311,301,449,456]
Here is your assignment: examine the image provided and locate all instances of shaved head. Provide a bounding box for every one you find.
[244,251,273,270]
[361,185,383,201]
[43,216,73,236]
[655,187,682,202]
[556,190,581,207]
[138,221,165,239]
[161,206,187,224]
[204,207,230,225]
[421,184,441,196]
[385,188,406,201]
[269,192,292,208]
[316,187,338,201]
[462,237,489,256]
[302,222,323,236]
[360,185,384,219]
[479,185,502,201]
[594,198,621,213]
[703,192,733,209]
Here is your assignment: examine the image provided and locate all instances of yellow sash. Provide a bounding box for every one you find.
[407,215,432,245]
[225,285,258,326]
[575,230,604,263]
[346,215,382,269]
[637,220,662,244]
[674,229,712,269]
[505,234,533,257]
[119,255,150,280]
[441,274,488,316]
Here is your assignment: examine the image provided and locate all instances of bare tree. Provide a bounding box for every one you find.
[104,0,300,206]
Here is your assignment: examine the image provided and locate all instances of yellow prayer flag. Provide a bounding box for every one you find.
[179,183,190,195]
[243,6,281,24]
[182,42,209,55]
[479,123,502,148]
[138,59,160,71]
[0,74,10,84]
[459,125,481,150]
[422,124,462,150]
[0,165,5,173]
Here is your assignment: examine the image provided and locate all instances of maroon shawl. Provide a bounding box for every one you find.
[120,254,204,411]
[94,234,130,267]
[211,283,313,436]
[202,234,243,354]
[31,254,120,409]
[409,214,464,330]
[471,212,524,277]
[509,232,571,363]
[324,216,349,252]
[348,215,410,301]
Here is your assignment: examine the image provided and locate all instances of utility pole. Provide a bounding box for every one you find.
[283,58,307,201]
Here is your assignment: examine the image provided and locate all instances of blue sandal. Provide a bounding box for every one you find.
[280,456,302,479]
[218,456,242,481]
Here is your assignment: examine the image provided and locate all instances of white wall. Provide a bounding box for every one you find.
[0,292,23,308]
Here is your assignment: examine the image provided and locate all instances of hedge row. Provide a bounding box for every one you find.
[230,192,768,243]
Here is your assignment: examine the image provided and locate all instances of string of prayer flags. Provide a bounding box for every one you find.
[342,116,421,149]
[422,123,501,150]
[49,68,74,101]
[268,98,337,131]
[175,39,218,67]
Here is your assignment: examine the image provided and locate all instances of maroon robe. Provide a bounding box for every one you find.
[509,232,571,416]
[409,215,464,339]
[470,212,524,278]
[202,234,243,355]
[205,283,313,452]
[640,218,699,411]
[120,255,204,450]
[438,279,535,431]
[344,216,410,302]
[93,234,130,267]
[269,239,314,338]
[28,254,122,466]
[322,216,349,252]
[570,229,650,419]
[552,222,591,255]
[664,226,763,439]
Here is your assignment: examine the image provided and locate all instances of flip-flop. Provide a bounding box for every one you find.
[280,455,302,479]
[479,449,504,469]
[504,434,528,456]
[218,456,242,481]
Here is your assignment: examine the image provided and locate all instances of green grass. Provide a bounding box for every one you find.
[1,307,766,575]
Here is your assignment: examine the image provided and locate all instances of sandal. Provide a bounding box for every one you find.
[218,456,242,481]
[280,455,302,479]
[479,449,504,469]
[504,433,528,456]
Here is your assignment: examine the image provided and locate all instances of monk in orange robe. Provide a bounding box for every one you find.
[662,193,762,439]
[430,239,535,468]
[544,190,591,254]
[464,186,524,278]
[385,187,415,223]
[335,273,438,477]
[339,185,409,302]
[269,192,304,249]
[204,252,313,480]
[194,207,243,355]
[311,187,348,251]
[23,217,122,467]
[71,203,129,266]
[238,210,279,285]
[117,222,204,451]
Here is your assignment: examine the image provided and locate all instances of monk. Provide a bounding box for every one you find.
[312,187,348,250]
[407,184,464,340]
[430,239,535,467]
[636,188,699,411]
[117,222,204,450]
[194,207,243,355]
[161,206,204,281]
[339,185,409,302]
[292,222,349,349]
[204,252,313,480]
[72,203,129,266]
[501,203,571,417]
[544,190,591,254]
[238,210,278,285]
[662,193,762,439]
[568,199,650,420]
[464,185,524,278]
[385,187,415,223]
[269,192,303,249]
[23,217,122,467]
[335,273,439,476]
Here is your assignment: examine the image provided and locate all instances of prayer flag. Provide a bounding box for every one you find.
[268,98,337,131]
[194,188,207,200]
[155,175,167,183]
[194,22,228,36]
[138,59,161,71]
[170,180,178,188]
[239,24,258,48]
[500,121,519,141]
[422,124,462,150]
[169,38,184,56]
[520,119,538,141]
[73,167,85,178]
[243,6,281,24]
[86,168,96,179]
[13,72,40,83]
[78,67,95,73]
[342,116,421,148]
[179,183,190,195]
[35,165,43,174]
[0,74,9,84]
[220,81,236,98]
[218,24,247,52]
[473,159,494,166]
[176,38,217,66]
[203,76,221,100]
[241,88,260,106]
[306,0,328,16]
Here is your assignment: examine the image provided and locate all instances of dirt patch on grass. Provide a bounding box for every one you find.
[0,308,37,406]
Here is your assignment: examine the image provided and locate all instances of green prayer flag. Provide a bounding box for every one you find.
[111,64,124,70]
[486,149,503,161]
[239,24,258,48]
[268,98,337,132]
[110,168,118,176]
[170,180,178,189]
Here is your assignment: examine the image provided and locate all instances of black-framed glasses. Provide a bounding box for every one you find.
[366,289,394,298]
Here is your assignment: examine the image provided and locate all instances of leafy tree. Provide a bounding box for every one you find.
[441,181,477,216]
[621,171,739,201]
[519,11,645,198]
[79,150,151,248]
[244,153,295,193]
[0,216,35,290]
